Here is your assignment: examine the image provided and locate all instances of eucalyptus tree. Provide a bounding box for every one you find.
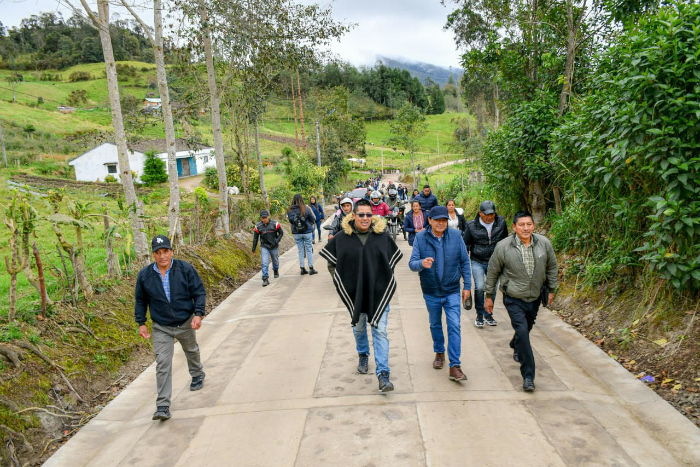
[120,0,183,243]
[63,0,149,260]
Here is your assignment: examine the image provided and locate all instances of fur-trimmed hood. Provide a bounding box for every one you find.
[341,213,387,235]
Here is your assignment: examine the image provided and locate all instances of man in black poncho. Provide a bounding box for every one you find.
[320,199,403,393]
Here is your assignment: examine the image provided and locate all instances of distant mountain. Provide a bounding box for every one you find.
[376,56,463,87]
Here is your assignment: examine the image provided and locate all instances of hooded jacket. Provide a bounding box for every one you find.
[409,226,471,297]
[485,233,558,302]
[414,190,439,211]
[463,213,509,264]
[252,219,283,251]
[320,215,403,328]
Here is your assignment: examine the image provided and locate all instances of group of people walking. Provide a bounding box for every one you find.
[133,186,558,420]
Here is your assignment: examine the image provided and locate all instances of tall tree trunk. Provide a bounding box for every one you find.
[290,71,300,151]
[296,70,307,149]
[199,2,230,236]
[153,0,181,244]
[0,121,7,168]
[89,0,149,261]
[493,85,500,130]
[559,0,585,116]
[254,119,270,208]
[529,180,547,224]
[32,242,47,320]
[104,207,120,277]
[21,232,52,305]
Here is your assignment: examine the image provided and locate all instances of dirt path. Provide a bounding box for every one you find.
[179,175,205,192]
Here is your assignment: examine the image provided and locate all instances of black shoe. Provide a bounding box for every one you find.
[313,239,316,244]
[309,267,318,275]
[378,371,394,393]
[484,314,497,326]
[262,277,270,287]
[273,269,279,278]
[513,351,520,362]
[300,267,308,275]
[523,377,535,392]
[152,406,171,420]
[357,354,369,374]
[474,315,484,328]
[190,372,205,391]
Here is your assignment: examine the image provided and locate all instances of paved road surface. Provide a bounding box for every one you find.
[46,236,700,466]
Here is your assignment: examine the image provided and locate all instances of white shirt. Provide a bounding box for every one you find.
[448,212,460,230]
[480,218,494,238]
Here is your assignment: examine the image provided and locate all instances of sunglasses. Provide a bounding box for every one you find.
[355,213,373,218]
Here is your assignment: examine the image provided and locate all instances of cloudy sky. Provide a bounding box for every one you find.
[0,0,463,68]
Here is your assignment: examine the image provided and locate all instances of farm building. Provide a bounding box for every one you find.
[69,139,216,183]
[143,97,162,109]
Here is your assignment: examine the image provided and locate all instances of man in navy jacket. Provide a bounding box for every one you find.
[135,235,206,421]
[409,206,471,381]
[414,184,439,211]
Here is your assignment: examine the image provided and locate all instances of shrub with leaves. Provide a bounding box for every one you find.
[140,150,168,186]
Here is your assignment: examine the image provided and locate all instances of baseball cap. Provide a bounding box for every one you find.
[151,235,172,252]
[260,209,270,217]
[479,200,496,215]
[428,206,449,220]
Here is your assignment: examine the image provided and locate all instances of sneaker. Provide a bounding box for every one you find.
[309,267,318,275]
[273,269,279,278]
[484,314,497,326]
[378,371,394,393]
[449,366,467,381]
[152,406,171,420]
[357,354,369,374]
[523,377,535,392]
[475,315,484,328]
[300,267,308,275]
[190,372,205,391]
[262,277,270,287]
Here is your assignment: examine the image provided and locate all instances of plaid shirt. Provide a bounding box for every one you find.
[153,260,173,302]
[515,235,535,278]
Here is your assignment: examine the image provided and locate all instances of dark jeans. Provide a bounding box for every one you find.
[312,221,322,240]
[504,295,540,380]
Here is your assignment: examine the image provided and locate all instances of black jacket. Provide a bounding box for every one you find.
[287,205,316,234]
[463,214,509,264]
[135,259,206,327]
[253,220,283,251]
[320,216,403,328]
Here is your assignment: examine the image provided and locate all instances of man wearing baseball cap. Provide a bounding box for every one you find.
[134,235,207,421]
[252,209,284,287]
[409,206,472,381]
[463,200,509,327]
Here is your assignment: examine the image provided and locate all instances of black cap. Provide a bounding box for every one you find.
[423,184,430,189]
[260,209,270,217]
[151,235,172,252]
[479,200,496,215]
[428,206,449,220]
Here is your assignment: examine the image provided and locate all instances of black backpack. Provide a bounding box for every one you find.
[292,211,306,231]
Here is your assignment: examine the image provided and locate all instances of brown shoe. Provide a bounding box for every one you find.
[449,366,467,381]
[432,353,445,369]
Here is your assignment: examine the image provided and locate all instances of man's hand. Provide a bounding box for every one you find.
[421,257,434,269]
[191,315,203,330]
[461,289,471,302]
[138,325,151,339]
[328,234,334,240]
[547,293,554,306]
[485,297,494,315]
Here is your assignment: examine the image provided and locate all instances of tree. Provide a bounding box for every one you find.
[388,103,428,188]
[0,120,7,168]
[141,150,168,185]
[426,80,446,115]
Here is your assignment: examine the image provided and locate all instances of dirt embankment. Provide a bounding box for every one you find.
[551,271,700,428]
[0,226,297,466]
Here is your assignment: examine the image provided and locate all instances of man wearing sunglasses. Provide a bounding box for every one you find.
[320,199,403,393]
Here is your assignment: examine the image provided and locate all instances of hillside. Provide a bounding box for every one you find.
[377,56,462,86]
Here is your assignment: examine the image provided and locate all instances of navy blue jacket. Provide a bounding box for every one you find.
[309,203,325,223]
[135,259,206,327]
[287,205,316,234]
[403,209,426,246]
[414,190,439,211]
[409,226,471,297]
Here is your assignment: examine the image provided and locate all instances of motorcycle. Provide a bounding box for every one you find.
[386,207,401,240]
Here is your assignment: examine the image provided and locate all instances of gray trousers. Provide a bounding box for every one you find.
[152,315,204,407]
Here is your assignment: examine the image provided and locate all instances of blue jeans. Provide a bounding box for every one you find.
[294,233,313,268]
[353,305,390,375]
[260,247,279,278]
[471,260,497,317]
[312,221,322,240]
[423,293,462,367]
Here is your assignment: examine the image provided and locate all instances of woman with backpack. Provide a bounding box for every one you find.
[309,196,325,244]
[287,194,317,275]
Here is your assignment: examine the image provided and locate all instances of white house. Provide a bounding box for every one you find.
[69,139,216,183]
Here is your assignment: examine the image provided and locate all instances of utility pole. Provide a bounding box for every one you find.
[0,121,7,168]
[381,144,384,175]
[315,120,324,206]
[437,133,440,158]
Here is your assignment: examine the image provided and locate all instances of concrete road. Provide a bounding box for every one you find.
[46,239,700,466]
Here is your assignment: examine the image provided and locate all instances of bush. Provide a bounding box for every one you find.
[104,175,118,183]
[140,150,168,186]
[66,89,88,107]
[202,166,261,193]
[69,71,92,82]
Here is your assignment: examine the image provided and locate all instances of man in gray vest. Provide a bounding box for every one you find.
[485,211,558,392]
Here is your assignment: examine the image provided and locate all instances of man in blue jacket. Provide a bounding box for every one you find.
[409,206,472,381]
[135,235,206,421]
[414,184,439,211]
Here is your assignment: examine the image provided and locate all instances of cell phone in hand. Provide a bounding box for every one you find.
[463,293,472,310]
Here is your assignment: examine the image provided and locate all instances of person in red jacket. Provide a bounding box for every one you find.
[370,190,391,217]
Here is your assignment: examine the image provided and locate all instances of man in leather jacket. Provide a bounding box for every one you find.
[252,209,284,286]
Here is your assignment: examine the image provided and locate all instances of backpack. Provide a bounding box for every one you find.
[291,210,306,231]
